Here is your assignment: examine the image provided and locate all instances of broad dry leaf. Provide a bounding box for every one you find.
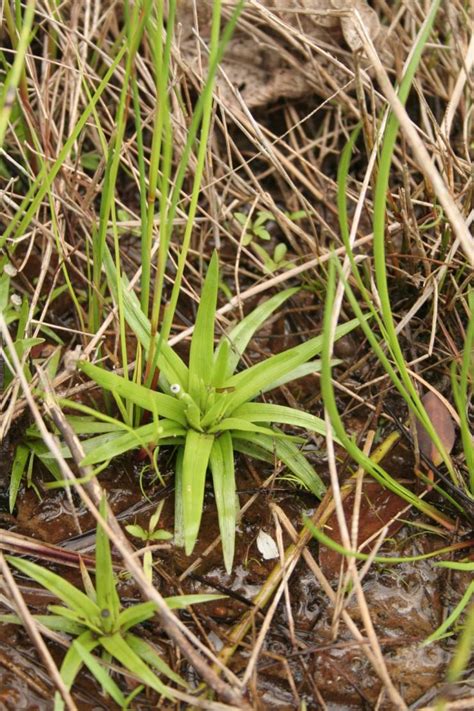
[176,0,391,110]
[416,391,456,467]
[319,481,407,578]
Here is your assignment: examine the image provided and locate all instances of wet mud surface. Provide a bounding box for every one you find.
[1,435,472,709]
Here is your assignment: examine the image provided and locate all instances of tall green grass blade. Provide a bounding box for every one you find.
[210,433,237,573]
[423,581,474,646]
[9,443,29,512]
[103,248,189,388]
[143,0,175,319]
[0,0,35,148]
[370,0,458,480]
[158,1,245,345]
[446,604,474,682]
[1,44,128,251]
[451,289,474,493]
[321,256,457,524]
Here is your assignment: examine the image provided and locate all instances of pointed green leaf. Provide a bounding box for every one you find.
[47,605,101,634]
[73,640,126,707]
[232,403,335,440]
[80,419,185,466]
[261,359,341,393]
[209,433,237,573]
[212,337,230,388]
[0,613,84,636]
[232,433,326,498]
[223,317,364,413]
[6,556,101,622]
[79,362,186,424]
[214,287,298,377]
[118,601,157,631]
[181,430,214,555]
[125,633,185,686]
[100,632,173,699]
[164,593,226,609]
[188,252,218,403]
[10,443,29,513]
[208,417,301,439]
[54,630,99,711]
[103,247,188,388]
[95,498,120,627]
[174,448,185,547]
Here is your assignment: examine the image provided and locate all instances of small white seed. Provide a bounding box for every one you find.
[4,263,18,277]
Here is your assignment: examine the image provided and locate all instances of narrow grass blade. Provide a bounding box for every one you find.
[164,593,226,609]
[188,251,218,405]
[103,248,188,387]
[210,433,237,573]
[447,604,474,682]
[423,581,474,646]
[261,359,336,393]
[182,430,214,555]
[321,256,457,527]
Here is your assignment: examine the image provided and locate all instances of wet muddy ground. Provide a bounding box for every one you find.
[1,426,472,709]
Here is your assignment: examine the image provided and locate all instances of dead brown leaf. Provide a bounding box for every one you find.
[176,0,391,110]
[416,390,456,467]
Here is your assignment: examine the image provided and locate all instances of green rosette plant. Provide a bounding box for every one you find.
[71,252,364,572]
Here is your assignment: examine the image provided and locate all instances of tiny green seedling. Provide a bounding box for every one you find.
[234,209,306,272]
[3,498,222,710]
[252,241,291,273]
[234,209,275,246]
[76,252,363,572]
[126,501,173,582]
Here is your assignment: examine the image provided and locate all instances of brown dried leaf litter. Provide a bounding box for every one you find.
[176,0,391,109]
